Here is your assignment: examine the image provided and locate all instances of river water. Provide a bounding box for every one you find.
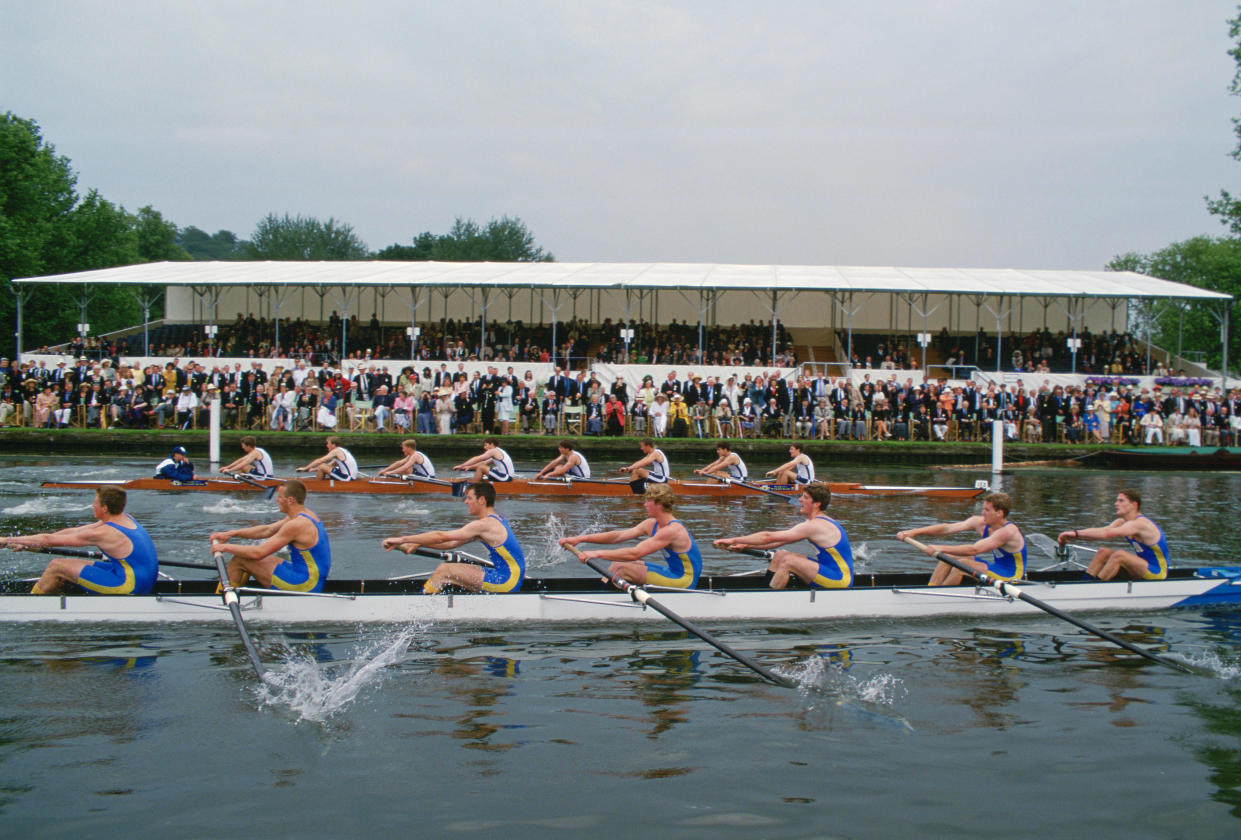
[2,454,1240,838]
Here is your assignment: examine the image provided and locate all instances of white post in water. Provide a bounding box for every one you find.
[991,418,1003,474]
[208,391,220,467]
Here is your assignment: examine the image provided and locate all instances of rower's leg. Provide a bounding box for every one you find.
[609,560,649,585]
[1087,547,1115,579]
[33,558,93,594]
[423,562,485,593]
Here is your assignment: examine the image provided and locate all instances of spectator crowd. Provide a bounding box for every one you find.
[2,352,1236,448]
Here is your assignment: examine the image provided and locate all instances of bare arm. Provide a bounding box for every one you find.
[560,520,652,548]
[925,522,1017,558]
[212,516,310,561]
[209,519,285,544]
[382,518,496,553]
[577,522,677,563]
[897,517,979,543]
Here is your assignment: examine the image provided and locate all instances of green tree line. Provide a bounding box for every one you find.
[1,111,552,356]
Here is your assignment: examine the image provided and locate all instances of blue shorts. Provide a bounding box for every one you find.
[271,559,324,592]
[77,560,153,595]
[643,561,695,589]
[809,559,851,590]
[481,562,520,592]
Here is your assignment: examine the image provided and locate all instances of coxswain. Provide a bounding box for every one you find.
[209,479,332,591]
[155,445,195,481]
[382,481,525,594]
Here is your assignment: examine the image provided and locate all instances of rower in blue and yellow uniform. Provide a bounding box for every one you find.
[1058,488,1169,581]
[897,491,1025,587]
[210,479,332,592]
[716,483,852,589]
[561,483,702,588]
[5,485,159,595]
[382,481,526,594]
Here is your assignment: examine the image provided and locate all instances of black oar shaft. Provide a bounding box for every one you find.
[3,543,216,571]
[214,552,268,681]
[567,546,793,687]
[901,537,1190,673]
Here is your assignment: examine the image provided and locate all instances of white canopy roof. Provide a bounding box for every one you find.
[12,260,1233,301]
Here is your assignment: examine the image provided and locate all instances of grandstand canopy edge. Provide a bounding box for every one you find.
[12,260,1233,362]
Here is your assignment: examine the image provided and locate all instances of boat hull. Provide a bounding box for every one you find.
[39,476,985,500]
[3,569,1238,624]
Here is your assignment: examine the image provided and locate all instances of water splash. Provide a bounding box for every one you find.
[529,512,569,570]
[778,654,914,731]
[3,498,92,516]
[256,626,420,722]
[392,502,431,517]
[201,497,275,515]
[1177,648,1241,680]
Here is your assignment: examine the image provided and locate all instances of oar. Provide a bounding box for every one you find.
[707,474,799,505]
[0,543,216,571]
[214,551,268,681]
[407,546,494,567]
[562,544,795,687]
[900,536,1191,673]
[225,471,278,500]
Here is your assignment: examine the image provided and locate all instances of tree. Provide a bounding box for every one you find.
[135,206,189,262]
[1108,237,1241,372]
[177,226,246,260]
[0,112,78,282]
[246,213,368,260]
[375,215,553,262]
[0,113,170,355]
[1208,10,1241,234]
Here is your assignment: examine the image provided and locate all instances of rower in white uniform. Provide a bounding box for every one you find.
[533,440,591,480]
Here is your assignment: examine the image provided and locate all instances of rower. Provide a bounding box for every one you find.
[766,442,815,486]
[452,436,516,482]
[715,483,851,589]
[382,481,525,594]
[560,483,702,589]
[897,491,1026,586]
[533,439,591,480]
[219,435,275,479]
[155,445,196,481]
[694,441,747,482]
[1057,488,1169,581]
[4,485,159,595]
[619,437,670,483]
[296,435,359,481]
[210,479,332,592]
[377,438,436,479]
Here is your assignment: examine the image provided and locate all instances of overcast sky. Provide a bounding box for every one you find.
[4,1,1239,270]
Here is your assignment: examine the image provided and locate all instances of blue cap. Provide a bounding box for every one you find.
[172,446,188,456]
